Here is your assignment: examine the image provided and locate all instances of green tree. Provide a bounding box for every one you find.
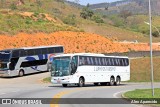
[80,7,94,19]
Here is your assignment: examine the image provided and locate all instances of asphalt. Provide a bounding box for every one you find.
[0,72,160,107]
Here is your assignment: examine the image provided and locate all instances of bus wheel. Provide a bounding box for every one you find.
[110,77,115,86]
[78,77,85,87]
[94,83,99,86]
[115,77,121,86]
[62,84,67,87]
[19,70,24,77]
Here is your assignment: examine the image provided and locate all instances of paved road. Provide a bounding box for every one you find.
[0,71,50,85]
[0,72,159,107]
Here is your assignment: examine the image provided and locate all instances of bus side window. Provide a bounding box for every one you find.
[35,49,42,55]
[124,59,129,66]
[42,48,47,54]
[102,58,105,66]
[90,57,94,65]
[105,58,108,66]
[86,57,91,65]
[12,50,20,58]
[48,48,54,54]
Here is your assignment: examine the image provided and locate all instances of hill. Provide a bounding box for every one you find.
[0,0,159,42]
[0,0,160,51]
[90,0,160,15]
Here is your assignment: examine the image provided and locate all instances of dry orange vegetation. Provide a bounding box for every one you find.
[0,31,160,53]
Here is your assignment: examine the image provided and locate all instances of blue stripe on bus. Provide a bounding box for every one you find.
[25,54,48,71]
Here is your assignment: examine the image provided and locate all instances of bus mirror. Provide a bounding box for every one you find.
[47,62,52,72]
[49,69,51,72]
[7,62,11,69]
[9,62,15,70]
[71,62,75,67]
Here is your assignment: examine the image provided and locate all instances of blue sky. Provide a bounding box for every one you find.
[67,0,122,5]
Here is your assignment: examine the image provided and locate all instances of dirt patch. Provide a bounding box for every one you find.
[0,31,160,53]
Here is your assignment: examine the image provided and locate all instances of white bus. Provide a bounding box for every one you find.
[51,53,130,87]
[0,45,64,77]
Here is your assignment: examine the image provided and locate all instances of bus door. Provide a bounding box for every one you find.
[70,56,78,75]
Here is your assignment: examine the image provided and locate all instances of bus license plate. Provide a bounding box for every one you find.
[57,80,61,83]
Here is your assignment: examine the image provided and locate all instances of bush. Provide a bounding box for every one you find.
[92,15,104,23]
[10,3,17,10]
[152,31,160,37]
[63,14,76,26]
[108,15,125,27]
[33,12,39,17]
[138,25,149,34]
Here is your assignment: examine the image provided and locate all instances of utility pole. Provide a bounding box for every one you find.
[149,0,154,96]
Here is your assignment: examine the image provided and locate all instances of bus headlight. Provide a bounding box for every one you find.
[64,77,70,80]
[7,71,10,74]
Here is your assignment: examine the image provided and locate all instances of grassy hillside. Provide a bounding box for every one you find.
[101,14,160,42]
[130,57,160,82]
[0,11,79,35]
[0,0,82,34]
[127,15,160,34]
[0,0,158,43]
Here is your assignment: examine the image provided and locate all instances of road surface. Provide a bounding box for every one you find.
[0,72,159,107]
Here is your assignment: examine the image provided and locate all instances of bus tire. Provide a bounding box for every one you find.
[100,82,107,86]
[78,77,85,87]
[110,77,115,86]
[115,77,121,86]
[19,70,24,77]
[62,84,67,87]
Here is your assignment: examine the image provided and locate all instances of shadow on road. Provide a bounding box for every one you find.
[48,84,128,88]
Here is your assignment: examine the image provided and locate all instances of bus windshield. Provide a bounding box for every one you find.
[51,57,71,77]
[0,51,11,62]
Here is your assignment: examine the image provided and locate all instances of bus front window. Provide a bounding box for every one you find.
[0,51,11,70]
[0,51,11,62]
[51,57,70,77]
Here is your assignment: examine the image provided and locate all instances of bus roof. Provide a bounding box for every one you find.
[22,45,63,50]
[0,45,63,51]
[54,53,128,58]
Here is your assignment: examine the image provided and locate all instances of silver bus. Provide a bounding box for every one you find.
[0,45,64,77]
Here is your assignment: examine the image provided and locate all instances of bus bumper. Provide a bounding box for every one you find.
[0,70,18,77]
[51,77,78,84]
[0,70,10,77]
